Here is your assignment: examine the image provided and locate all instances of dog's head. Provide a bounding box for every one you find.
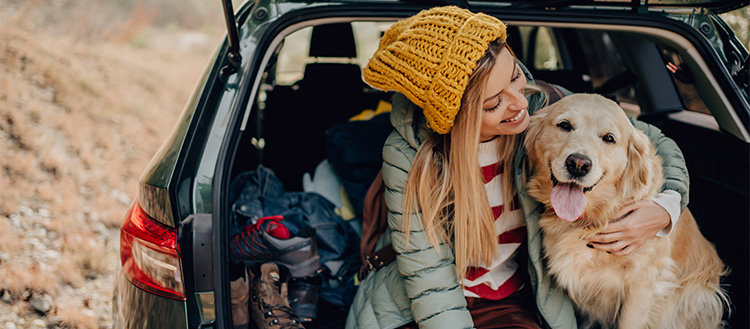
[524,94,663,224]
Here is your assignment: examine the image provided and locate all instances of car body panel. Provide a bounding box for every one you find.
[136,48,220,228]
[112,273,188,328]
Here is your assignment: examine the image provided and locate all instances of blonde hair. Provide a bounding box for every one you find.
[403,40,525,282]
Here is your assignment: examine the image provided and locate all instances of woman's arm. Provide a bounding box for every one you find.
[382,132,474,329]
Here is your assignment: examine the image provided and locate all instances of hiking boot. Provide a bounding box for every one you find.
[230,269,250,329]
[232,215,322,320]
[287,277,320,323]
[231,215,321,278]
[249,262,305,329]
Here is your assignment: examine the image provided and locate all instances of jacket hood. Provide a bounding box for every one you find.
[389,93,433,150]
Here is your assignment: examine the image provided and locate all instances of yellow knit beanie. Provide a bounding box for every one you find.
[363,6,507,134]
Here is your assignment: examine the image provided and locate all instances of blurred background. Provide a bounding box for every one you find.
[0,0,228,327]
[0,1,747,328]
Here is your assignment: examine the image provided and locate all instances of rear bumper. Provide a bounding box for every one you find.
[112,271,189,329]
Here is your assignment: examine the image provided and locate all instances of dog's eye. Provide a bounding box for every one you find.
[602,133,616,144]
[556,120,573,132]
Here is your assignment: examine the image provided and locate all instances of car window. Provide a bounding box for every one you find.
[576,29,640,116]
[275,26,311,85]
[531,27,563,71]
[659,45,711,115]
[271,21,717,121]
[274,22,392,86]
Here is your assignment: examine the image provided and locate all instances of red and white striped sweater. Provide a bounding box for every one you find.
[462,138,525,300]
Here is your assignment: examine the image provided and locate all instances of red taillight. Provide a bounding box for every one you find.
[120,201,185,300]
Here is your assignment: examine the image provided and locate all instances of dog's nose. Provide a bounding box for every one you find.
[565,154,592,177]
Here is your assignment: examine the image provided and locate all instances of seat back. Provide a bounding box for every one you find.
[262,23,386,190]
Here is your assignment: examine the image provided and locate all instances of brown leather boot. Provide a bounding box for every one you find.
[230,269,250,329]
[249,262,305,329]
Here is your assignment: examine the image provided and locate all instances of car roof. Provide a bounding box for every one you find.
[262,0,748,13]
[470,0,748,14]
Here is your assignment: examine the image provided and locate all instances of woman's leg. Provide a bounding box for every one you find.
[397,288,541,329]
[467,288,542,329]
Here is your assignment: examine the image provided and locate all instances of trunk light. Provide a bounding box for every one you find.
[120,201,185,300]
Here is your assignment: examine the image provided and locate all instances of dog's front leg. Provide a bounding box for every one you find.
[617,282,656,329]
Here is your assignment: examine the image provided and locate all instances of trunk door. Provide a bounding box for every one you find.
[503,0,747,14]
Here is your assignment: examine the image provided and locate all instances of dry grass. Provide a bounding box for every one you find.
[0,24,214,211]
[721,7,750,50]
[54,302,98,329]
[0,217,22,256]
[62,232,112,278]
[0,0,220,326]
[0,263,58,296]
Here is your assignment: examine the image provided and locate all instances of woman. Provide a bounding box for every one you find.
[346,6,688,329]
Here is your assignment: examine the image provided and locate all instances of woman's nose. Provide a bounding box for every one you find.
[507,89,528,110]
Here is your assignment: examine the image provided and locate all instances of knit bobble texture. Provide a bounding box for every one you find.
[363,6,507,134]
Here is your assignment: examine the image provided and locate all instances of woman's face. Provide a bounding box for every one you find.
[479,48,529,142]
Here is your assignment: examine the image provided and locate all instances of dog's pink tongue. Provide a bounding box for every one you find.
[550,183,586,221]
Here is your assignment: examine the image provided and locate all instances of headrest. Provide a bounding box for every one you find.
[309,23,357,58]
[298,63,363,90]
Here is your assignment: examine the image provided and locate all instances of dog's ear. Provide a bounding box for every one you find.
[619,126,660,197]
[523,105,551,163]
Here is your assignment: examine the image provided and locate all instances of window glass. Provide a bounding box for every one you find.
[576,29,639,116]
[533,27,563,71]
[275,27,311,85]
[516,26,532,62]
[352,22,392,68]
[658,46,711,115]
[274,22,392,86]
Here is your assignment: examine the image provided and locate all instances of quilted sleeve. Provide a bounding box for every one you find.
[381,131,474,329]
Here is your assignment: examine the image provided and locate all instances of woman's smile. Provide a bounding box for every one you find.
[479,48,530,142]
[501,109,526,123]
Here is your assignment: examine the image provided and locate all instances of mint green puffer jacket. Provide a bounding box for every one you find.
[346,83,689,329]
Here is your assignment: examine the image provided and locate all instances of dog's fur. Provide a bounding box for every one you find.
[524,94,728,329]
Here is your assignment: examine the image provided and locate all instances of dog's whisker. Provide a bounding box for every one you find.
[549,161,602,192]
[548,162,559,186]
[582,171,605,193]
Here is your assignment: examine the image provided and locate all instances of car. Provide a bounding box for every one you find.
[111,0,750,328]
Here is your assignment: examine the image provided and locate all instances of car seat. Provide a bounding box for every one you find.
[261,23,385,190]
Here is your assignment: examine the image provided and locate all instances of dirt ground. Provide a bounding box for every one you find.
[0,2,221,327]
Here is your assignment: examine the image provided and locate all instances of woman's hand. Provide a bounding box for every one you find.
[586,200,670,256]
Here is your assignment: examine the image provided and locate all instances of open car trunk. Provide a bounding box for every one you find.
[213,5,748,328]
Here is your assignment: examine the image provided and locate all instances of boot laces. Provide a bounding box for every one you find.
[261,302,302,328]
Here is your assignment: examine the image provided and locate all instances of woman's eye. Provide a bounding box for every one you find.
[602,133,616,144]
[510,68,522,82]
[484,98,502,112]
[556,120,572,131]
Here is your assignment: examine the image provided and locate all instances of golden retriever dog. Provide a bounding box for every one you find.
[524,94,728,329]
